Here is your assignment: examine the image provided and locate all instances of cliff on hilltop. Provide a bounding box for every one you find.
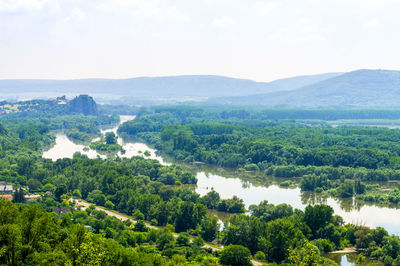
[68,95,98,116]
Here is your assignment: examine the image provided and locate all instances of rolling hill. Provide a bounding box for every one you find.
[2,70,400,108]
[0,73,341,103]
[212,69,400,108]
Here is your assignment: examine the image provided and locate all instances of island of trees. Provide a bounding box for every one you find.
[1,100,400,264]
[119,107,400,206]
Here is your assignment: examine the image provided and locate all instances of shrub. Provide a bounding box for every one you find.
[254,251,266,261]
[220,245,252,266]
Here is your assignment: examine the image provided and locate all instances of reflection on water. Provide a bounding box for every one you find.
[43,115,400,236]
[196,171,306,210]
[301,191,328,206]
[207,209,233,223]
[300,192,363,213]
[42,134,100,159]
[43,115,169,165]
[193,166,400,235]
[325,252,383,266]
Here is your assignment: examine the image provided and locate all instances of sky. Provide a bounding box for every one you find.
[1,0,400,81]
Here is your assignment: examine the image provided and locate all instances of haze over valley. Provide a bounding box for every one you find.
[2,69,400,108]
[3,0,400,265]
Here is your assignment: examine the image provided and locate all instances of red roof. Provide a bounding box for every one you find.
[0,194,13,201]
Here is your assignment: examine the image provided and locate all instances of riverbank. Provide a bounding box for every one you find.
[43,115,400,236]
[70,198,264,265]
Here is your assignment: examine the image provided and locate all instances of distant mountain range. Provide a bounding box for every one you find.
[0,72,341,99]
[213,69,400,108]
[1,69,400,108]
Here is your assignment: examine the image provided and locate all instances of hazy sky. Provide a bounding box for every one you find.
[1,0,400,81]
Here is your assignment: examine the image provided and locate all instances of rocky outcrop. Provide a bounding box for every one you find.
[68,95,98,116]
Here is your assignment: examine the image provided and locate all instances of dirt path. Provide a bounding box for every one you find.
[73,199,158,229]
[71,198,262,264]
[329,247,356,254]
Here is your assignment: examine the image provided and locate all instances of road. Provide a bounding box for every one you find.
[75,199,144,224]
[71,198,262,265]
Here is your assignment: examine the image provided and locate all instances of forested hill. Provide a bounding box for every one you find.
[0,95,99,116]
[69,95,98,116]
[3,69,400,108]
[0,73,340,100]
[213,69,400,108]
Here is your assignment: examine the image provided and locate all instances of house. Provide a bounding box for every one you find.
[0,194,13,201]
[4,185,13,193]
[0,183,13,194]
[24,194,41,200]
[52,208,69,215]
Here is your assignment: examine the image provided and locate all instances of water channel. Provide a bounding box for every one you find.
[42,115,399,265]
[43,115,169,165]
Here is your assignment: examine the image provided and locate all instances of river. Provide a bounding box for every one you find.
[43,116,400,238]
[43,115,169,165]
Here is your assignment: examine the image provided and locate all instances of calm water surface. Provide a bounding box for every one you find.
[194,169,400,235]
[325,253,383,266]
[43,115,169,164]
[43,115,400,236]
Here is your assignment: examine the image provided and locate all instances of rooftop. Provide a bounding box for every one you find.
[0,194,13,201]
[0,184,13,193]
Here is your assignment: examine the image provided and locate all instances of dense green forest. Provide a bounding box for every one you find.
[0,110,245,265]
[118,107,400,205]
[2,104,400,265]
[0,198,222,265]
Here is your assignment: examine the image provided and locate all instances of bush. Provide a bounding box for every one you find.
[279,180,292,187]
[356,254,366,264]
[133,220,148,232]
[176,232,190,247]
[254,251,266,261]
[193,236,204,247]
[104,200,114,209]
[132,209,145,220]
[311,239,334,253]
[244,164,259,171]
[72,189,82,198]
[220,245,252,266]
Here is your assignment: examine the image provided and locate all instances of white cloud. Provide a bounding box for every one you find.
[212,16,235,28]
[64,7,86,23]
[0,0,59,13]
[270,17,332,42]
[254,1,279,16]
[2,0,400,81]
[97,0,187,21]
[363,18,379,29]
[365,0,398,5]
